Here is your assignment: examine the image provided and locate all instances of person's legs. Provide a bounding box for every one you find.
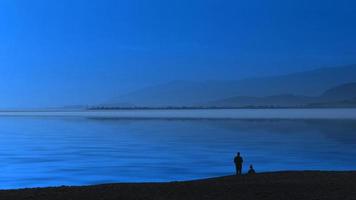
[238,166,242,175]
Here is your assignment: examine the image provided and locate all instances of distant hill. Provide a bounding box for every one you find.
[206,94,315,107]
[110,65,356,107]
[307,98,356,108]
[307,83,356,107]
[319,82,356,101]
[207,82,356,108]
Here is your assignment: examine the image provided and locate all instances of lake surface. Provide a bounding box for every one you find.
[0,115,356,189]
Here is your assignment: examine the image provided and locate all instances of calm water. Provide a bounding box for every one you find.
[0,117,356,189]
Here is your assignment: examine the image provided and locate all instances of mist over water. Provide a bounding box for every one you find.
[0,117,356,189]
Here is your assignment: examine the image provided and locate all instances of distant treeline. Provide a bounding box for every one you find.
[86,104,355,110]
[87,106,282,110]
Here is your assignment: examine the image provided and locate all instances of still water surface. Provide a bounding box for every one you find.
[0,117,356,189]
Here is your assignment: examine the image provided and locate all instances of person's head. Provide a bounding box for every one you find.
[250,165,253,169]
[237,152,240,156]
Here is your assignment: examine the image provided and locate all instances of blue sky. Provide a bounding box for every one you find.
[0,0,356,108]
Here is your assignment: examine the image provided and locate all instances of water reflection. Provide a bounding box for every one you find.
[0,117,355,189]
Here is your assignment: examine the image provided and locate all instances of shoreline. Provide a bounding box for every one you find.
[0,108,356,120]
[1,171,356,200]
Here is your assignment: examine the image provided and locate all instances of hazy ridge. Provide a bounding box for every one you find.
[109,65,356,107]
[206,82,356,107]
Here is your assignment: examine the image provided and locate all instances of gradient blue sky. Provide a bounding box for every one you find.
[1,0,356,108]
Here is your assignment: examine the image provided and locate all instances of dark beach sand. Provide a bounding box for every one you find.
[1,171,356,200]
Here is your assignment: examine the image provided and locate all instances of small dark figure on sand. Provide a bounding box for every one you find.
[234,152,243,175]
[248,164,256,174]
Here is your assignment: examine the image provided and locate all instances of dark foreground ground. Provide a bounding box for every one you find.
[1,171,356,200]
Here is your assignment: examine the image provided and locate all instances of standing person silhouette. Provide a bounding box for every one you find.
[234,152,243,175]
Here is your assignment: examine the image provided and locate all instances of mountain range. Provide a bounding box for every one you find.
[107,64,356,108]
[206,82,356,107]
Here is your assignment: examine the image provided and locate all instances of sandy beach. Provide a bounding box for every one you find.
[1,171,355,200]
